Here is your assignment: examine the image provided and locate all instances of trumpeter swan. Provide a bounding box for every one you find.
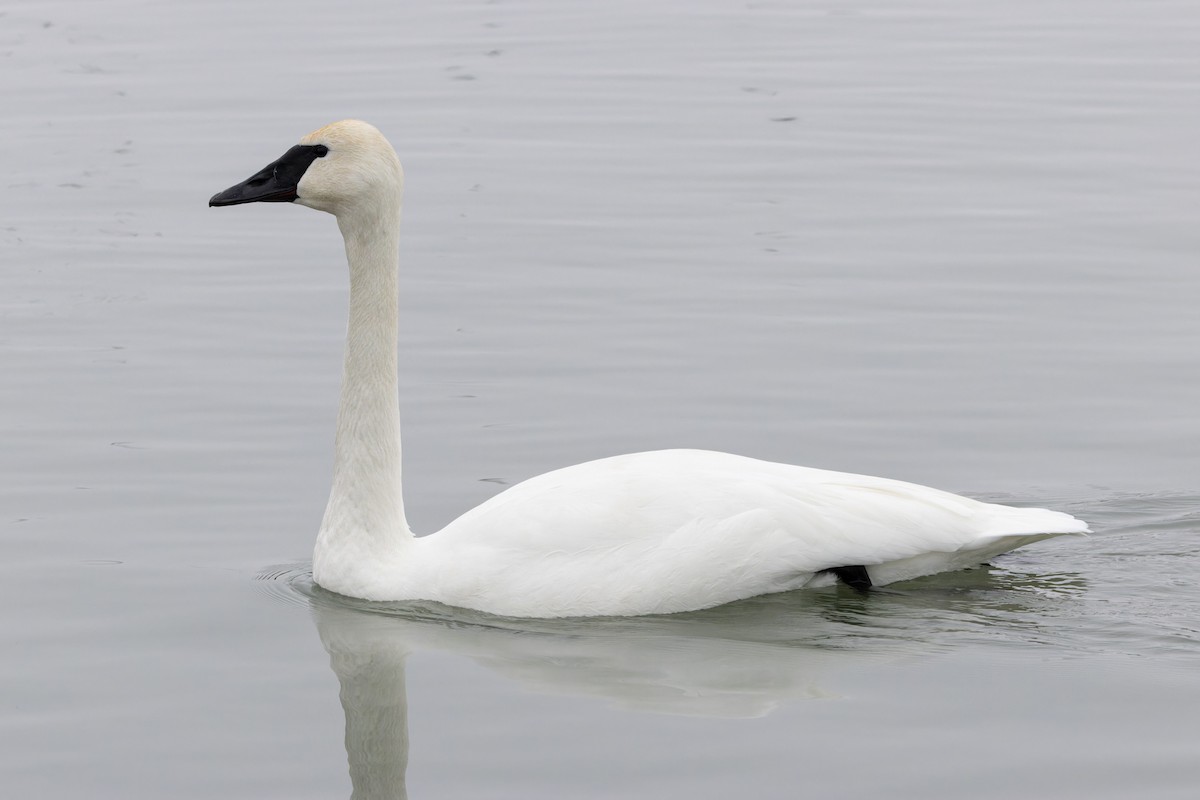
[210,120,1087,618]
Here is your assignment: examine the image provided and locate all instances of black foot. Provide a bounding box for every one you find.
[823,565,873,592]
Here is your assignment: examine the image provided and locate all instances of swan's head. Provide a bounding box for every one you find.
[209,120,403,216]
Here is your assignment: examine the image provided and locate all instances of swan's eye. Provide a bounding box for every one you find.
[314,144,329,157]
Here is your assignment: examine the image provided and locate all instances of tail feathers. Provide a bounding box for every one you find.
[865,504,1087,588]
[976,505,1090,545]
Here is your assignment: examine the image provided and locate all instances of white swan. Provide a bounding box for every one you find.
[210,120,1087,618]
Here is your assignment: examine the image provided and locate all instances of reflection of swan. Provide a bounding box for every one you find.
[310,589,866,800]
[306,561,1087,797]
[315,604,412,800]
[213,120,1087,618]
[311,588,852,722]
[306,559,1086,720]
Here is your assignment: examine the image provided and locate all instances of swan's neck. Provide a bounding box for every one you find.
[316,201,413,574]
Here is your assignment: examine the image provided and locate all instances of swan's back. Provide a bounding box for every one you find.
[395,450,1086,617]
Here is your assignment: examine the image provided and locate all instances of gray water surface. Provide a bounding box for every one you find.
[3,1,1199,797]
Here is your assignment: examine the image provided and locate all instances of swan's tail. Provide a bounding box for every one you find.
[976,504,1090,542]
[868,504,1088,587]
[948,504,1089,570]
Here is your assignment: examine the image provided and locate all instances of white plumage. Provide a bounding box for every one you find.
[211,120,1087,619]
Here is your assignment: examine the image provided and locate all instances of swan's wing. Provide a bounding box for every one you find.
[425,449,1085,616]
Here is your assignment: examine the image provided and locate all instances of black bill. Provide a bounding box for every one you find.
[209,144,326,207]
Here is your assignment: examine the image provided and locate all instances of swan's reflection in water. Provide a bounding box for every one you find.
[316,604,413,800]
[302,565,1086,799]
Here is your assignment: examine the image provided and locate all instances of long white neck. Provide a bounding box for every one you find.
[315,198,413,576]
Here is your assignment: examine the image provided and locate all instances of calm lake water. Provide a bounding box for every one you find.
[3,0,1198,797]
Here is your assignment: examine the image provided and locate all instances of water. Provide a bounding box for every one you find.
[2,0,1198,797]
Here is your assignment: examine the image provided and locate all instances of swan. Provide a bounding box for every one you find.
[210,120,1088,618]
